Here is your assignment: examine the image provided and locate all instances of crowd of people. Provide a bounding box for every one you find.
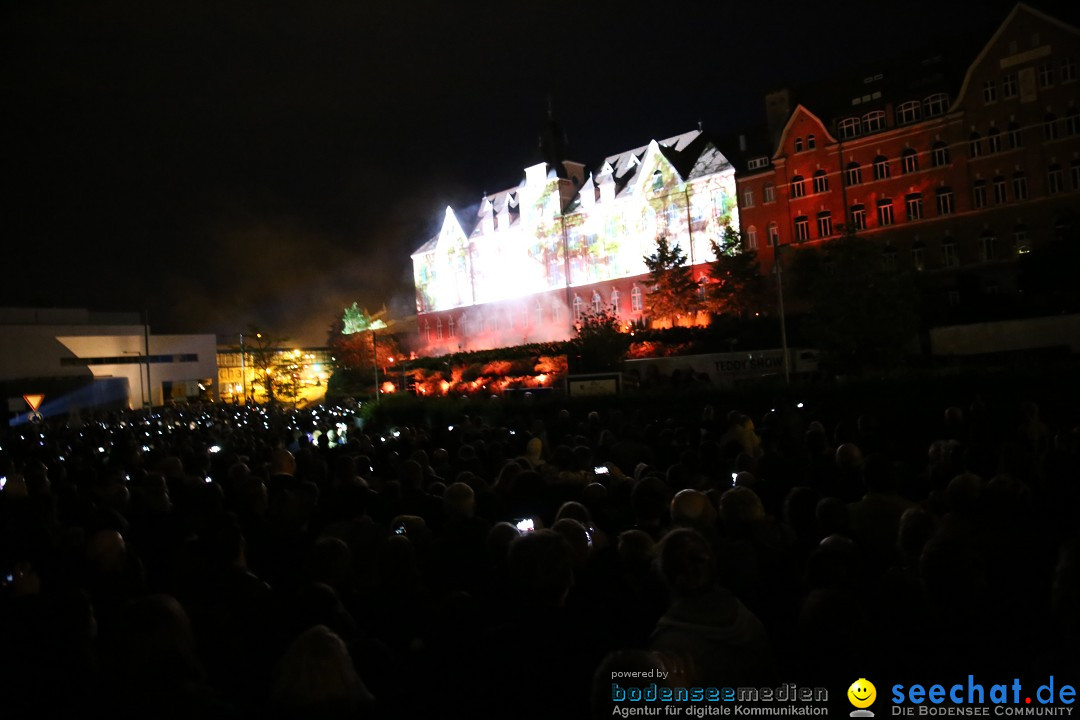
[1,391,1077,719]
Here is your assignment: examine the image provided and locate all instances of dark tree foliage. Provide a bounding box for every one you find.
[569,307,627,372]
[791,232,920,374]
[643,235,700,324]
[707,225,763,319]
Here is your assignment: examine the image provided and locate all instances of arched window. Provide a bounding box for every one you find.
[873,155,890,180]
[1013,224,1031,255]
[923,93,948,117]
[763,183,776,203]
[592,291,603,314]
[863,110,886,133]
[931,142,950,167]
[610,290,621,314]
[1045,113,1059,141]
[979,230,996,262]
[807,134,816,149]
[630,286,643,313]
[448,315,455,338]
[423,320,430,342]
[901,147,919,174]
[896,100,921,125]
[436,317,443,340]
[1008,122,1023,149]
[746,225,758,250]
[812,169,829,193]
[573,295,584,320]
[790,175,806,198]
[794,137,804,153]
[845,162,863,185]
[767,222,780,247]
[838,117,861,139]
[987,127,1002,153]
[969,132,983,158]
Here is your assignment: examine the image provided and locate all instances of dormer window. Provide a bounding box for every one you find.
[652,169,663,191]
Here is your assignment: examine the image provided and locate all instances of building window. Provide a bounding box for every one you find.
[767,222,780,247]
[552,303,561,324]
[873,155,890,180]
[993,176,1008,204]
[423,320,430,342]
[448,315,456,337]
[743,188,755,207]
[906,193,924,221]
[931,142,950,167]
[573,295,584,320]
[983,80,997,104]
[901,148,919,174]
[924,93,948,117]
[882,246,897,271]
[969,132,983,157]
[807,134,816,149]
[1002,73,1018,98]
[591,291,602,314]
[863,110,886,133]
[747,156,770,170]
[943,241,959,268]
[746,226,758,250]
[1063,58,1077,83]
[790,175,806,198]
[1014,226,1031,255]
[652,170,663,191]
[973,180,988,208]
[1008,122,1023,149]
[896,100,921,125]
[851,204,867,231]
[1066,108,1080,136]
[794,137,804,153]
[839,117,861,139]
[987,127,1002,153]
[936,187,955,215]
[1038,63,1054,88]
[1013,171,1028,200]
[817,211,833,238]
[794,215,810,241]
[912,243,925,271]
[763,183,776,203]
[979,232,996,262]
[1048,164,1063,194]
[1044,113,1059,141]
[631,286,643,312]
[436,317,443,340]
[947,290,961,307]
[877,198,894,226]
[812,170,829,193]
[535,301,544,326]
[610,290,621,314]
[846,162,863,186]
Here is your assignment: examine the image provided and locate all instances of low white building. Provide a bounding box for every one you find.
[1,307,218,421]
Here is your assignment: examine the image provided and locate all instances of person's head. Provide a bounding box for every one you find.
[617,529,656,572]
[270,449,297,477]
[443,481,476,520]
[507,529,575,607]
[717,486,765,537]
[552,518,591,568]
[555,500,592,525]
[658,528,714,598]
[670,489,717,529]
[272,625,372,712]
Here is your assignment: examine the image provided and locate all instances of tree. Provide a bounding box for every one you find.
[791,231,920,374]
[570,307,626,372]
[707,225,763,319]
[643,235,699,325]
[244,327,288,405]
[327,304,399,397]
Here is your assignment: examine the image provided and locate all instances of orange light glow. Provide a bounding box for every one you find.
[381,381,396,394]
[439,380,451,394]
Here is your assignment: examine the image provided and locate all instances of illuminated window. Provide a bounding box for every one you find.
[552,303,562,324]
[936,188,955,215]
[817,211,833,238]
[983,80,997,104]
[610,290,621,314]
[896,101,920,125]
[1038,63,1054,88]
[1002,73,1018,98]
[448,315,455,338]
[846,162,862,186]
[790,175,806,198]
[763,184,776,203]
[1063,58,1077,83]
[901,148,919,174]
[912,242,925,271]
[592,291,603,314]
[767,222,780,247]
[1048,164,1063,194]
[979,231,996,262]
[905,193,923,221]
[863,111,885,133]
[812,170,829,193]
[850,204,867,231]
[943,241,959,268]
[794,216,810,241]
[1066,109,1080,136]
[839,117,861,139]
[972,180,987,208]
[746,225,758,250]
[993,176,1007,204]
[631,286,643,313]
[924,93,948,117]
[882,245,897,271]
[877,198,894,226]
[931,142,950,167]
[1013,171,1028,200]
[1008,122,1022,149]
[573,295,584,320]
[872,155,890,180]
[436,318,443,340]
[969,132,983,158]
[424,320,430,342]
[1013,226,1031,255]
[807,135,816,149]
[987,127,1002,153]
[747,156,770,170]
[1045,113,1059,141]
[794,137,804,153]
[743,188,754,207]
[652,170,663,191]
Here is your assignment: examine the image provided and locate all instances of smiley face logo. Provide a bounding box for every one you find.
[848,678,877,709]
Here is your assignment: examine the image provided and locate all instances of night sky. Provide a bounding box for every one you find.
[2,0,1048,345]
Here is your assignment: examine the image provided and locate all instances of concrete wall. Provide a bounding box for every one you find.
[929,314,1080,355]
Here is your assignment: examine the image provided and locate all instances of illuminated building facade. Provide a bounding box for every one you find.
[736,4,1079,307]
[411,130,739,356]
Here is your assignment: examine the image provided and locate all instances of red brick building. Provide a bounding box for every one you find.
[736,3,1079,309]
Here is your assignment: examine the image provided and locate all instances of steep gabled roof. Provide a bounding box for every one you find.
[771,104,836,160]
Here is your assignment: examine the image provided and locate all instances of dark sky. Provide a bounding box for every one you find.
[1,0,1047,345]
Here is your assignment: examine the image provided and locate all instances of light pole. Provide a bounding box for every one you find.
[239,333,248,405]
[122,351,145,409]
[772,238,791,384]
